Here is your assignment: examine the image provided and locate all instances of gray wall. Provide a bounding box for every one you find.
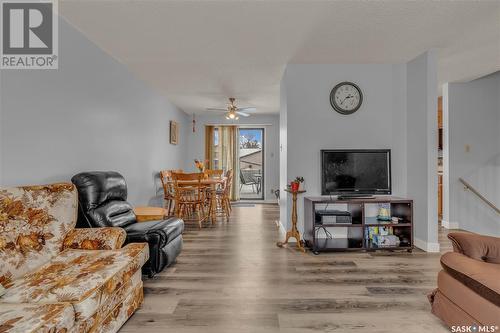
[185,113,280,201]
[281,64,408,225]
[406,51,439,251]
[0,18,189,205]
[443,71,500,235]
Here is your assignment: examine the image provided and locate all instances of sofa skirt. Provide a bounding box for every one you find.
[429,270,500,328]
[429,289,480,327]
[78,270,143,332]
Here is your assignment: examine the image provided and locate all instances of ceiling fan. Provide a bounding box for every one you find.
[206,98,257,120]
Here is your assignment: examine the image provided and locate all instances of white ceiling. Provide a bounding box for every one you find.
[59,0,500,115]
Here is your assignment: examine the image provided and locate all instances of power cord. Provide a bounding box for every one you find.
[318,194,334,239]
[316,225,333,239]
[323,194,334,212]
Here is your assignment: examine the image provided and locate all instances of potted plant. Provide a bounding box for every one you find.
[290,176,304,192]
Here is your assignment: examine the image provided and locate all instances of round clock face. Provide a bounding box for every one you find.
[330,82,363,115]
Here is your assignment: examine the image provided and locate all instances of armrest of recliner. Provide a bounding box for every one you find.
[448,232,500,264]
[63,227,126,250]
[125,227,167,277]
[125,228,168,248]
[123,218,183,248]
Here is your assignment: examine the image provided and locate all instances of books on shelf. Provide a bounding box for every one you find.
[372,234,401,247]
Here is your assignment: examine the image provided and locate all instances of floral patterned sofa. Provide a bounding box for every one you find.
[0,183,149,333]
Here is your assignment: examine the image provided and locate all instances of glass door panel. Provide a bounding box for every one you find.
[239,128,264,200]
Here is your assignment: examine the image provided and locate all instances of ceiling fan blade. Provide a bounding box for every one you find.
[206,108,228,112]
[236,111,250,117]
[236,107,256,112]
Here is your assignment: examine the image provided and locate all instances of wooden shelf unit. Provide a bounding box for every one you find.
[304,196,413,254]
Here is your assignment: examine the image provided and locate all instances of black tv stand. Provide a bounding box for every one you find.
[304,196,414,254]
[337,194,374,200]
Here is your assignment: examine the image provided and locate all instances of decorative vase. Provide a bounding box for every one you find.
[291,182,300,192]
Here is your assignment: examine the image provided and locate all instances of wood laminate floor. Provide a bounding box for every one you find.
[122,204,450,332]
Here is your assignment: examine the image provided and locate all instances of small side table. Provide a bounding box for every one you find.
[277,189,306,252]
[133,206,167,222]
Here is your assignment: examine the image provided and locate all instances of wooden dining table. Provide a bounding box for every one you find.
[176,176,227,223]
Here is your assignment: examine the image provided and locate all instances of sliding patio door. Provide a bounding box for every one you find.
[238,128,264,200]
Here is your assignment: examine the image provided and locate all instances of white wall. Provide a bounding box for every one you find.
[0,70,2,186]
[281,63,408,227]
[279,73,288,229]
[406,51,439,251]
[185,113,280,201]
[443,71,500,235]
[0,18,189,205]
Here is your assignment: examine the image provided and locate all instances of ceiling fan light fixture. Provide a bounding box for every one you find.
[208,98,254,121]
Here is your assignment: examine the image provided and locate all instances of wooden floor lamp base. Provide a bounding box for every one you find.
[276,230,306,252]
[277,189,306,253]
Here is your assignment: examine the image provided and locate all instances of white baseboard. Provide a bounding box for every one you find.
[441,220,459,229]
[276,220,286,239]
[414,238,440,253]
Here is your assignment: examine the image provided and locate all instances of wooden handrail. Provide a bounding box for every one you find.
[459,178,500,215]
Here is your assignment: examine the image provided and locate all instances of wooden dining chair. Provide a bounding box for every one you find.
[205,169,224,190]
[159,170,174,216]
[225,169,234,213]
[171,172,208,229]
[159,170,184,216]
[216,169,233,220]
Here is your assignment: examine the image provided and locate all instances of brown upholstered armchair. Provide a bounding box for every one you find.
[429,232,500,327]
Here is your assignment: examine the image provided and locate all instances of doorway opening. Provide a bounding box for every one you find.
[438,96,443,222]
[239,128,264,200]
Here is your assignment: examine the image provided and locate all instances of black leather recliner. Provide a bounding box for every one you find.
[71,171,183,277]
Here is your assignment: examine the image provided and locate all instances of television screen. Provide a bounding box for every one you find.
[321,149,391,195]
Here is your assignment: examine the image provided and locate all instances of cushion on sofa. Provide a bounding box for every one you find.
[440,252,500,306]
[448,232,500,264]
[63,227,126,250]
[0,183,77,287]
[1,243,148,323]
[0,302,75,333]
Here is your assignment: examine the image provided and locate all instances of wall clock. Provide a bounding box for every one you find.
[330,82,363,115]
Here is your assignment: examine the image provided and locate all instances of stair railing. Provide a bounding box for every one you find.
[459,178,500,215]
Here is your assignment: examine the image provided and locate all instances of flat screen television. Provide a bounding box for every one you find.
[321,149,391,195]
